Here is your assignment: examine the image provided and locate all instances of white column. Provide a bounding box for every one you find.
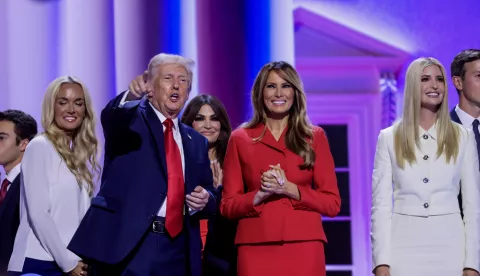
[270,0,295,65]
[58,0,116,140]
[113,0,148,94]
[0,0,5,177]
[0,0,8,111]
[5,0,60,125]
[180,0,198,99]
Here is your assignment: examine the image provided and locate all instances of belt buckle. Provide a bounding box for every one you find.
[152,221,165,234]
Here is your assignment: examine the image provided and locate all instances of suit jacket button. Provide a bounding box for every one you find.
[423,155,429,160]
[423,203,429,208]
[423,178,429,183]
[422,134,428,139]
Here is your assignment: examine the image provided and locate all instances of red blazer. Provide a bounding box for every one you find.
[220,124,341,245]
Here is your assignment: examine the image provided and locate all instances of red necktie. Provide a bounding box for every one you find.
[163,119,185,237]
[0,179,10,205]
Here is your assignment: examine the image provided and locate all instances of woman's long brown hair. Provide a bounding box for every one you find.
[243,61,315,169]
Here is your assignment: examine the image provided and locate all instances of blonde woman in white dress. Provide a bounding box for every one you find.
[371,57,480,276]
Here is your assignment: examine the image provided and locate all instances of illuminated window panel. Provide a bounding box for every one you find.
[319,124,354,275]
[327,270,353,276]
[320,124,348,167]
[324,221,352,265]
[336,172,350,217]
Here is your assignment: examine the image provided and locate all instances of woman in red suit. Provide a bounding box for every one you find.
[220,61,341,276]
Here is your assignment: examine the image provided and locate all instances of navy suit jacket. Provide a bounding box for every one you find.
[450,108,464,216]
[450,108,462,125]
[0,175,20,273]
[68,92,217,276]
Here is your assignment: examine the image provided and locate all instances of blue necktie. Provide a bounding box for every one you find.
[472,119,480,170]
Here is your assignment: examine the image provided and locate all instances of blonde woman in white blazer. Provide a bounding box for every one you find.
[371,57,480,276]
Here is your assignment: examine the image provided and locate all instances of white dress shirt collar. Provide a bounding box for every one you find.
[148,102,180,133]
[455,105,479,128]
[6,163,21,183]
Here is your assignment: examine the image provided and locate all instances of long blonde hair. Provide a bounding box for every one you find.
[394,57,459,168]
[243,61,315,170]
[41,76,101,195]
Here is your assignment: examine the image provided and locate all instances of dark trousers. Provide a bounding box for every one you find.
[7,257,63,276]
[202,213,238,276]
[94,220,188,276]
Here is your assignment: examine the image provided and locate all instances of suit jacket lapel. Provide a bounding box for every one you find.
[139,99,167,178]
[450,108,462,124]
[252,124,287,152]
[179,124,196,194]
[0,176,20,219]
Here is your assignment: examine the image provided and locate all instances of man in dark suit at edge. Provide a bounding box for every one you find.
[450,49,480,219]
[0,110,38,275]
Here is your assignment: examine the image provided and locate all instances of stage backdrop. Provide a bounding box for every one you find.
[0,0,294,134]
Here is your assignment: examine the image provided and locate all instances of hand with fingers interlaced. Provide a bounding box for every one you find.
[374,266,390,276]
[253,172,273,206]
[68,261,89,276]
[463,269,480,276]
[259,164,300,200]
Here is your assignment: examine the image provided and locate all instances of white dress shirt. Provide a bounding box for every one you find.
[8,134,91,273]
[119,91,197,217]
[371,123,480,270]
[455,105,480,130]
[1,163,21,192]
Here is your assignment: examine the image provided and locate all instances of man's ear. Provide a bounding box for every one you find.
[146,81,154,98]
[452,76,463,93]
[146,73,155,91]
[143,70,148,83]
[19,139,29,152]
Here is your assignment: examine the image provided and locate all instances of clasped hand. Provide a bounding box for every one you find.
[69,261,89,276]
[254,164,299,205]
[186,186,209,211]
[463,270,480,276]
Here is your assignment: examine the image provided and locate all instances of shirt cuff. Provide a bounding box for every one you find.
[119,90,130,107]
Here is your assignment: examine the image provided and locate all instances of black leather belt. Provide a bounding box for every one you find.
[151,217,166,234]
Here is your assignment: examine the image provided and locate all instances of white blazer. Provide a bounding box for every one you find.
[370,123,480,271]
[8,134,91,273]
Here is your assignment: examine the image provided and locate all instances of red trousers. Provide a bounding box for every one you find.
[237,240,326,276]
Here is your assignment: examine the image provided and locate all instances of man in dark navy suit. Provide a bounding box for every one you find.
[0,110,37,274]
[449,49,480,218]
[69,53,217,276]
